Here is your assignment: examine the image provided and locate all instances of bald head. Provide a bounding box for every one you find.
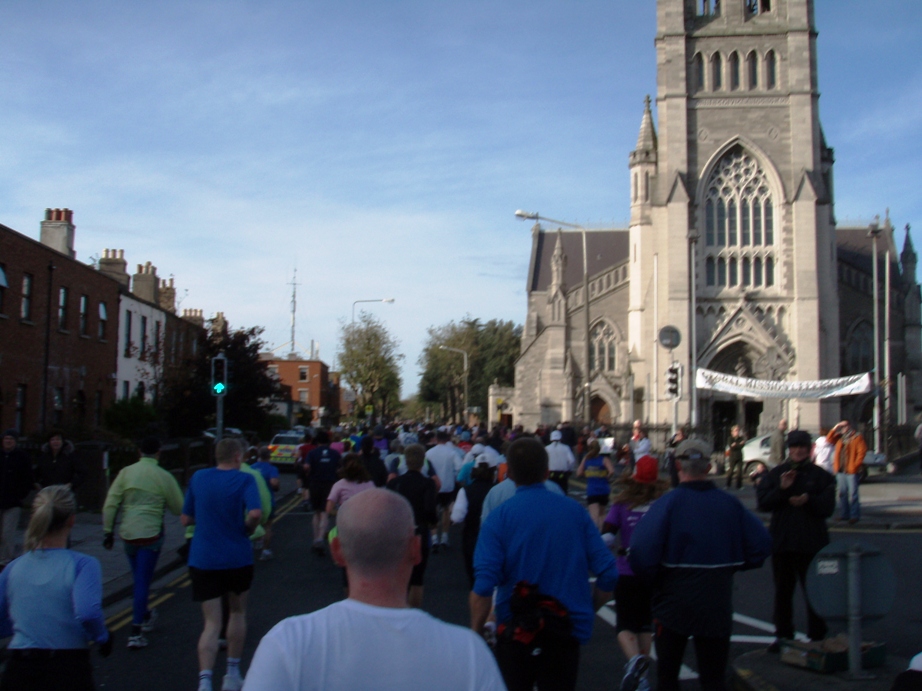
[336,489,416,577]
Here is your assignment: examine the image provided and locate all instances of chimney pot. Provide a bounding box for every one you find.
[44,208,52,221]
[118,249,124,259]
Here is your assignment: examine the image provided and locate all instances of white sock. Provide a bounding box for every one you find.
[227,658,241,677]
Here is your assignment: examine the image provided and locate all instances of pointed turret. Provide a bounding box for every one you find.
[902,223,917,283]
[629,96,658,224]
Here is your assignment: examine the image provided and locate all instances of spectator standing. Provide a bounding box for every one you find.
[601,455,669,691]
[630,440,772,691]
[304,430,342,556]
[35,431,83,491]
[387,444,438,607]
[576,440,615,531]
[828,421,867,524]
[182,438,262,691]
[725,425,747,490]
[102,437,184,649]
[768,419,788,469]
[812,427,835,475]
[0,430,34,567]
[243,489,504,691]
[663,428,685,488]
[756,429,835,652]
[546,430,576,494]
[471,437,618,691]
[0,486,112,691]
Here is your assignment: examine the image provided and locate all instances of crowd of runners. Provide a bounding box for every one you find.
[1,418,894,690]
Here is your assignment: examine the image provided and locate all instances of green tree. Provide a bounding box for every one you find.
[418,317,521,422]
[160,320,281,436]
[103,395,162,440]
[338,313,403,422]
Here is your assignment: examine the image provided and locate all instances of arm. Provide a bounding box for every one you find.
[163,473,185,516]
[180,484,195,527]
[72,555,109,644]
[755,467,786,512]
[0,566,12,638]
[102,470,126,534]
[576,458,587,477]
[804,471,836,519]
[325,499,336,517]
[423,479,438,526]
[245,509,263,535]
[469,592,493,636]
[269,476,280,491]
[739,505,773,571]
[603,457,615,477]
[451,488,469,524]
[627,499,669,578]
[584,510,618,596]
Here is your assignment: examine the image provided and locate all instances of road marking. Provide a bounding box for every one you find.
[109,593,175,632]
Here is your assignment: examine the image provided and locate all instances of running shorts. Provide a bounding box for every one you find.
[189,565,254,602]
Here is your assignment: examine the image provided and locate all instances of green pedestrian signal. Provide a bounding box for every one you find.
[211,354,228,397]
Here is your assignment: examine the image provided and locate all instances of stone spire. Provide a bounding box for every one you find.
[633,95,657,156]
[550,230,567,293]
[902,223,917,282]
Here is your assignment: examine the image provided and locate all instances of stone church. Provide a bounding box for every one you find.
[498,0,922,441]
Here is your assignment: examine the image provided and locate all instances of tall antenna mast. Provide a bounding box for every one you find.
[288,267,300,357]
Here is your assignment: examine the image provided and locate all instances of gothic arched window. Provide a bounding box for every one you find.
[589,322,618,373]
[765,50,777,90]
[711,53,722,91]
[694,53,705,92]
[729,52,740,91]
[747,51,758,90]
[701,146,777,293]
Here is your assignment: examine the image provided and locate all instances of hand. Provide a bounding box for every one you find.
[98,630,114,657]
[780,470,796,490]
[789,493,809,507]
[102,533,114,550]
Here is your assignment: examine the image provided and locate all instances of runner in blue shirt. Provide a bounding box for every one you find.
[250,446,281,561]
[182,439,262,691]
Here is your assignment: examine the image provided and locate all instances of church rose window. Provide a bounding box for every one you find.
[702,146,776,292]
[590,322,618,373]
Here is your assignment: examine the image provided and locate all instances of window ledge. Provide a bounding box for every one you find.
[58,329,71,335]
[0,313,8,320]
[80,334,91,340]
[20,319,35,326]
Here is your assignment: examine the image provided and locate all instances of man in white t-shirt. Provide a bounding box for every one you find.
[242,489,503,691]
[546,429,577,493]
[425,430,463,549]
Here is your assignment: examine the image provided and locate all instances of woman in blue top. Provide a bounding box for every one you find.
[0,485,112,691]
[576,439,615,531]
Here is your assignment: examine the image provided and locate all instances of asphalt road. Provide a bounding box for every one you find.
[90,489,922,690]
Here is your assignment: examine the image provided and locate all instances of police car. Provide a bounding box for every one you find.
[268,432,303,466]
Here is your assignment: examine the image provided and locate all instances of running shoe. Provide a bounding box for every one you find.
[222,673,244,691]
[127,633,148,649]
[141,608,158,633]
[197,677,213,691]
[621,654,650,691]
[259,549,273,561]
[440,534,450,548]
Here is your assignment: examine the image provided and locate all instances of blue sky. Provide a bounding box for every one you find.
[1,1,920,398]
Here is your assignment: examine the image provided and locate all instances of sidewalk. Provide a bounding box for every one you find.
[66,472,300,607]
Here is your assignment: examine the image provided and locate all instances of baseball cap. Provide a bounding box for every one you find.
[787,430,812,447]
[550,430,562,442]
[675,439,712,460]
[633,455,659,484]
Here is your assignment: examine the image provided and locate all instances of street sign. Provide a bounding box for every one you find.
[364,404,374,415]
[659,326,681,349]
[806,541,895,622]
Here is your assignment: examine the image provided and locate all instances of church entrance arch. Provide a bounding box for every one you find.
[591,396,612,425]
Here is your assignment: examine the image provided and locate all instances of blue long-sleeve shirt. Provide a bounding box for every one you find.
[473,483,618,643]
[0,549,108,648]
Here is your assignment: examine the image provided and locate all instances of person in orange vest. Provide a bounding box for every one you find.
[827,421,867,524]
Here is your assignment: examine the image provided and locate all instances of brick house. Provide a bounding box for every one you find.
[0,209,120,435]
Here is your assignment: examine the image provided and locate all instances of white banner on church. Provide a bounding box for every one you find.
[695,369,872,400]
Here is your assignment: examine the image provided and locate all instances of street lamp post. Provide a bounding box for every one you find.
[515,210,592,424]
[352,298,395,324]
[868,220,882,454]
[688,230,699,430]
[439,345,469,424]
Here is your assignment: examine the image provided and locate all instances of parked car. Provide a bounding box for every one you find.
[268,432,303,467]
[202,427,244,439]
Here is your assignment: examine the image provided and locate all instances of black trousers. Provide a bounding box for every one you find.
[0,649,95,691]
[654,623,729,691]
[725,457,744,489]
[772,550,827,641]
[494,635,580,691]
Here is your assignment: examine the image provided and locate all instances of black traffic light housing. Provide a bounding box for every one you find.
[666,363,682,399]
[211,353,228,396]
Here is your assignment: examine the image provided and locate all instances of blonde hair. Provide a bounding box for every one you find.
[25,485,75,551]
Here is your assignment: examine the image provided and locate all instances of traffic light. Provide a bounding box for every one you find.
[211,353,228,396]
[666,363,681,399]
